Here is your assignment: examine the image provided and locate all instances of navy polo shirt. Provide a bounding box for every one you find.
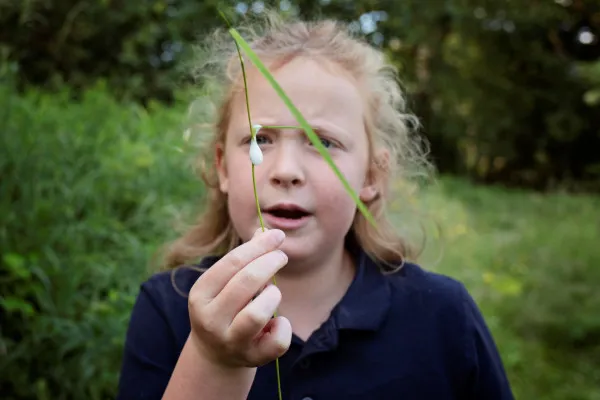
[117,248,514,400]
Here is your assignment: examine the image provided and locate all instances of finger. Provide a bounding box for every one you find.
[211,249,287,321]
[249,316,292,365]
[252,227,266,238]
[227,283,281,345]
[191,229,285,301]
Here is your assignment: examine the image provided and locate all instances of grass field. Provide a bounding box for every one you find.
[401,176,600,400]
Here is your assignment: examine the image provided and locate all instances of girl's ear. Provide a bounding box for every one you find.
[215,143,229,194]
[359,185,378,203]
[359,148,390,203]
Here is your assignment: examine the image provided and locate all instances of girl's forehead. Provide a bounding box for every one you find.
[228,56,366,133]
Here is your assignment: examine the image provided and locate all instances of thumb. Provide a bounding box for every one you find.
[252,227,267,239]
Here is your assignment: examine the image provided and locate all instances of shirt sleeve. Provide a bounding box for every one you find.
[462,287,515,400]
[116,280,179,400]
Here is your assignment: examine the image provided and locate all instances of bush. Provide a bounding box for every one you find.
[0,80,201,399]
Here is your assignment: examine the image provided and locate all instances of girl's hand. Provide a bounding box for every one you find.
[187,228,291,370]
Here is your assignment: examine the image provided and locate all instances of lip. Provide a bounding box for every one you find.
[263,212,312,230]
[261,202,313,230]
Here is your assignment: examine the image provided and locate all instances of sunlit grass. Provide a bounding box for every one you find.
[399,176,600,400]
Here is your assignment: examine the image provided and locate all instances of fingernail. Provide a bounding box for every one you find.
[278,250,288,263]
[272,229,285,243]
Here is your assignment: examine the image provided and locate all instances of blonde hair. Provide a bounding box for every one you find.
[159,10,434,273]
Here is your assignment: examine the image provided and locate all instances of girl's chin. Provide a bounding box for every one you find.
[279,239,331,263]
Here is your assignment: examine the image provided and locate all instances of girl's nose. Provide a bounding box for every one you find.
[268,142,305,188]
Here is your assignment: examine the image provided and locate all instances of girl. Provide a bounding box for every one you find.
[116,12,514,400]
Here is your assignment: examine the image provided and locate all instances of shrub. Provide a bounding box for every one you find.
[0,80,201,399]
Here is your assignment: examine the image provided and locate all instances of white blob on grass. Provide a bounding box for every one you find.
[250,124,263,165]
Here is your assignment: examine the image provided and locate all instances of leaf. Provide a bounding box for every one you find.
[0,297,35,316]
[228,28,377,227]
[3,253,31,279]
[583,89,600,107]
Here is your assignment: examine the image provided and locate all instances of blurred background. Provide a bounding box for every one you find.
[1,0,599,399]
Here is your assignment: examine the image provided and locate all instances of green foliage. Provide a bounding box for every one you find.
[1,0,599,190]
[2,2,600,398]
[0,0,236,102]
[579,60,600,106]
[414,177,600,400]
[373,0,600,191]
[0,81,200,399]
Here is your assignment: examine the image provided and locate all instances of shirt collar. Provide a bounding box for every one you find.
[331,247,393,332]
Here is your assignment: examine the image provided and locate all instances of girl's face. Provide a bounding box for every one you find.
[216,56,378,268]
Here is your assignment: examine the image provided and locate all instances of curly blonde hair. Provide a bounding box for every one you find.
[159,10,434,273]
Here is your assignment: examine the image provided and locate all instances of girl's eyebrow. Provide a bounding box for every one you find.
[257,120,349,138]
[305,122,351,142]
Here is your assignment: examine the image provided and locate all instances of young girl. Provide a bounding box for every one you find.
[116,12,514,400]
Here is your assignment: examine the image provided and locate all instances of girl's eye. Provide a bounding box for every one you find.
[244,135,270,146]
[310,137,335,148]
[250,135,271,145]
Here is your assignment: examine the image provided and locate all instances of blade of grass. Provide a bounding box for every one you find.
[219,11,284,400]
[228,28,377,227]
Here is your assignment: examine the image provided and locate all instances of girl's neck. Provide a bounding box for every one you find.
[274,244,357,341]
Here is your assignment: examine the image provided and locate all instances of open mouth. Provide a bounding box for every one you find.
[265,208,310,220]
[262,203,312,221]
[262,204,312,229]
